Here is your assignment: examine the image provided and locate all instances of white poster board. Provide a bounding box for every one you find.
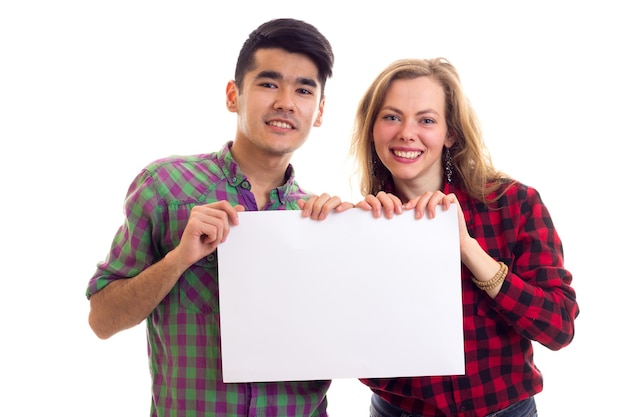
[218,207,464,382]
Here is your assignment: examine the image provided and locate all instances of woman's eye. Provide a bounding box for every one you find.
[382,114,400,122]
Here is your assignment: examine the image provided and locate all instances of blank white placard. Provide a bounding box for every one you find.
[218,206,464,382]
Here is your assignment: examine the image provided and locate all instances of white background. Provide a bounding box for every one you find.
[1,1,623,416]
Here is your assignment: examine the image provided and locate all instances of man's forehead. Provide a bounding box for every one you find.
[251,49,319,81]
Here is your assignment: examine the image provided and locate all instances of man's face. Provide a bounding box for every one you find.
[227,48,325,157]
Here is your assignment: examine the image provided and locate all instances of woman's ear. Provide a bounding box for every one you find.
[444,132,456,148]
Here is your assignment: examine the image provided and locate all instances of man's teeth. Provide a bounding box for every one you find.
[393,150,422,159]
[268,121,293,129]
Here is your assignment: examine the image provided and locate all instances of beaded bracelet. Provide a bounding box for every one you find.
[471,261,508,291]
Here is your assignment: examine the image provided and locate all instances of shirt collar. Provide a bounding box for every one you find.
[217,141,300,202]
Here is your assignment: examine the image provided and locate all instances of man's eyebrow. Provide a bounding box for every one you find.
[298,77,318,88]
[255,70,318,88]
[256,70,282,81]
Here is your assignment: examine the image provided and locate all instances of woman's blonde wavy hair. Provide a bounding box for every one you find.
[350,58,510,204]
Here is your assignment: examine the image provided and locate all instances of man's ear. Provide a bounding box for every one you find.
[226,80,238,113]
[313,96,325,127]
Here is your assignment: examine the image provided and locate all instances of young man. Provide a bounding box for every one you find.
[86,18,348,416]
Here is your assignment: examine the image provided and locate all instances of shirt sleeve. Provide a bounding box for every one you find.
[86,169,160,298]
[492,185,579,350]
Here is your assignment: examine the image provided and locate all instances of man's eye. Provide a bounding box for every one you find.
[297,88,313,95]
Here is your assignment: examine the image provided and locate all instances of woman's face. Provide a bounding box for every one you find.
[372,76,454,194]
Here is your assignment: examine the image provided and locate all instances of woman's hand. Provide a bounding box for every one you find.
[403,191,453,219]
[403,191,472,247]
[354,191,403,219]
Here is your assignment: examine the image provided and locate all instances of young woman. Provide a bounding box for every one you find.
[351,58,579,417]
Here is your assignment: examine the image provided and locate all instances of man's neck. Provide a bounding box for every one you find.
[230,140,292,209]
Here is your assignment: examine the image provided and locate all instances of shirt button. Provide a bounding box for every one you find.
[206,254,216,262]
[241,180,250,189]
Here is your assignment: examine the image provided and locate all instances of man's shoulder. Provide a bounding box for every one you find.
[144,142,231,174]
[143,152,219,175]
[136,152,225,196]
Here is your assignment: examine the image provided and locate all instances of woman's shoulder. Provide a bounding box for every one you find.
[491,178,545,207]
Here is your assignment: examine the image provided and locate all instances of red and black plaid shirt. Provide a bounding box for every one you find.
[360,180,579,417]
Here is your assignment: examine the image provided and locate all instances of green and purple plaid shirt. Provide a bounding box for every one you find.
[86,142,330,417]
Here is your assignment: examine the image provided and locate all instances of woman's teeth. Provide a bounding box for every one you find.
[393,150,422,159]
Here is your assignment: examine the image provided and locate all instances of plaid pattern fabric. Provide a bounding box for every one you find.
[361,180,579,417]
[87,142,330,417]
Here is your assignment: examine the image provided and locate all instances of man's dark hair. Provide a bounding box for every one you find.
[234,18,334,95]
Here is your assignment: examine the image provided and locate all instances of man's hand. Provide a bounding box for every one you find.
[172,201,245,268]
[298,193,355,220]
